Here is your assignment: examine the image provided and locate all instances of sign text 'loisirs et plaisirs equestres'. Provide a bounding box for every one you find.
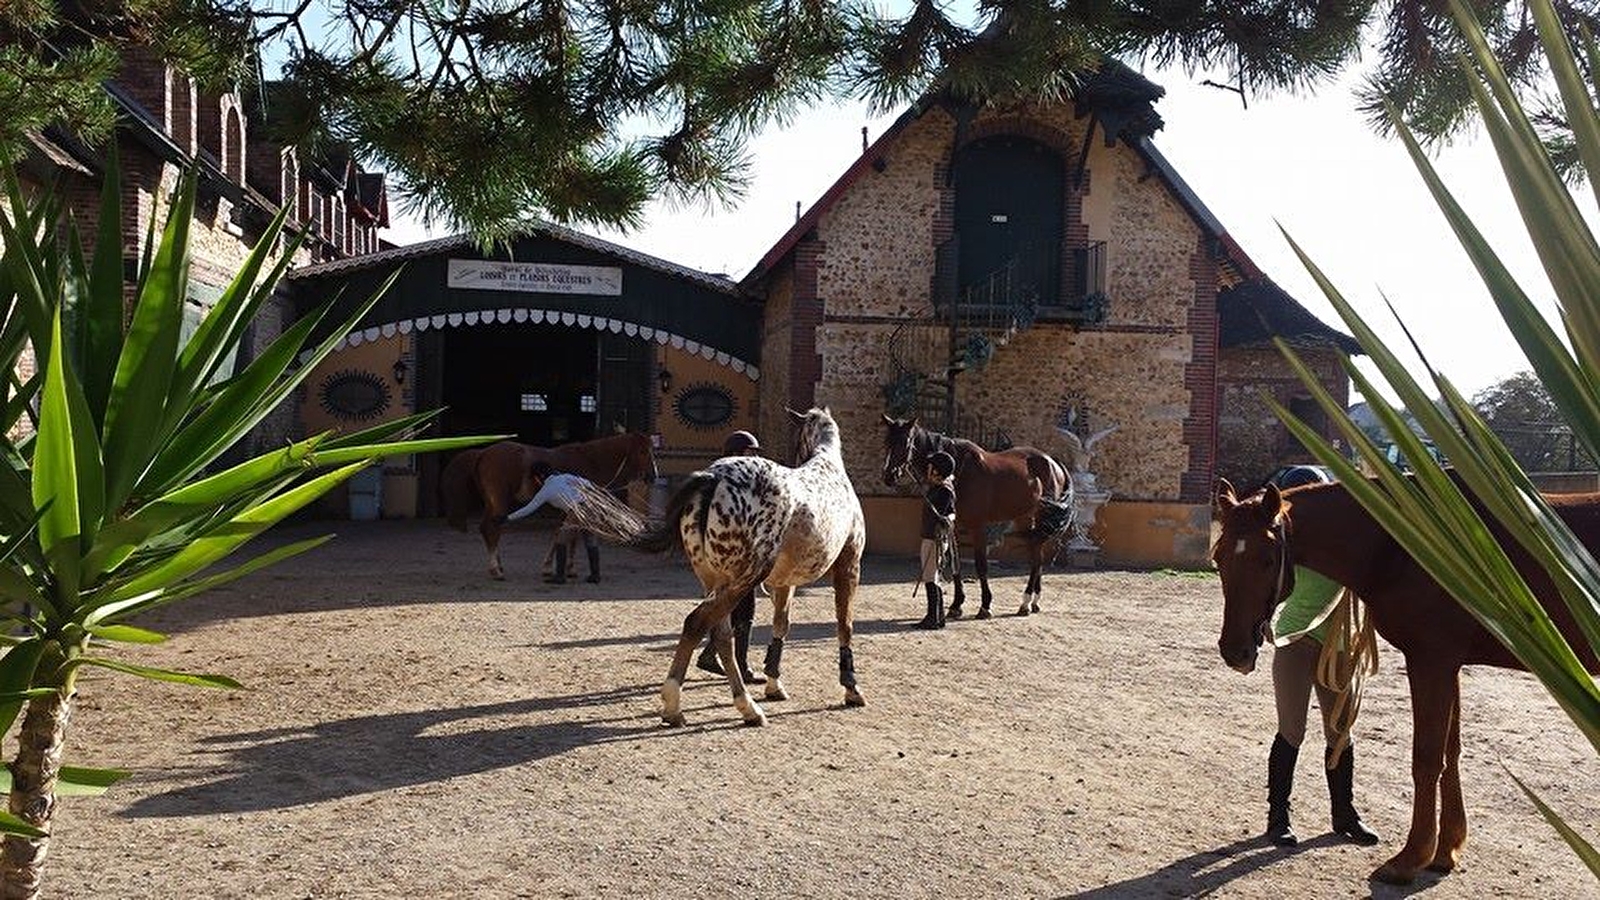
[446,259,624,296]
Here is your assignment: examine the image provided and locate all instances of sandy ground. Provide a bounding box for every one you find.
[34,519,1599,899]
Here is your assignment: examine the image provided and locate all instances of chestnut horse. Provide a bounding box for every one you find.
[1212,477,1600,885]
[881,416,1071,618]
[441,432,658,579]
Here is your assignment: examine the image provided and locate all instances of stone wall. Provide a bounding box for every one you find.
[757,261,795,452]
[1216,343,1349,489]
[793,102,1211,502]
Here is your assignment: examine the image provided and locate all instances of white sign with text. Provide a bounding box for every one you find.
[447,259,623,296]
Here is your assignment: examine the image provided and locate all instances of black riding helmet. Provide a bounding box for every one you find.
[927,451,956,479]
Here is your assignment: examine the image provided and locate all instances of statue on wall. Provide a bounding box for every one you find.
[1055,405,1117,558]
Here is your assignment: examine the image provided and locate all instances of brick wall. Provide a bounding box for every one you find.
[1216,344,1349,489]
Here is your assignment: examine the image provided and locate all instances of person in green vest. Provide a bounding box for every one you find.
[1263,466,1381,849]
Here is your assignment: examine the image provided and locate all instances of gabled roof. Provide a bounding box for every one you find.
[1218,278,1362,355]
[287,219,742,295]
[742,59,1169,289]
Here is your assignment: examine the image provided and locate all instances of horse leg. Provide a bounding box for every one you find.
[833,542,866,708]
[709,600,765,727]
[764,585,795,701]
[480,515,505,581]
[1017,531,1043,617]
[974,531,994,620]
[1373,662,1458,884]
[1429,686,1467,873]
[660,596,725,727]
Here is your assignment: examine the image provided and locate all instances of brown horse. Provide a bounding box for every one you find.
[881,416,1071,618]
[1212,477,1600,885]
[442,432,658,579]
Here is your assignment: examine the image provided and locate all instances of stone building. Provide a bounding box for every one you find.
[13,51,388,449]
[747,65,1358,564]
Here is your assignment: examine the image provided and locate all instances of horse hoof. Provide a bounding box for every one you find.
[736,696,767,726]
[946,606,964,620]
[975,608,992,620]
[1371,861,1418,885]
[742,713,767,727]
[1030,601,1041,613]
[843,689,866,707]
[765,682,789,702]
[1015,603,1031,617]
[489,569,505,581]
[661,712,686,728]
[1426,851,1459,874]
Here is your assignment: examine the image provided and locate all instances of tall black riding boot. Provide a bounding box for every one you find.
[916,583,943,629]
[585,545,601,583]
[1267,733,1300,847]
[545,545,568,584]
[734,618,765,684]
[1327,744,1381,845]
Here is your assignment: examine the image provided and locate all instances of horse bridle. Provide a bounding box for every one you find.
[889,426,959,483]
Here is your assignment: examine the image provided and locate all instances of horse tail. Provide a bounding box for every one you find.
[441,449,484,531]
[629,472,719,555]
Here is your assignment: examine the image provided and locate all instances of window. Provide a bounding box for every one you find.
[520,393,548,412]
[579,395,597,413]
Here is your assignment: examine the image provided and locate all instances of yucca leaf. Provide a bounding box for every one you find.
[319,409,445,449]
[85,535,333,626]
[0,639,45,740]
[84,140,126,425]
[102,168,196,512]
[0,811,46,839]
[72,658,242,691]
[1509,769,1600,877]
[106,462,367,603]
[83,625,166,645]
[0,765,132,799]
[82,435,326,582]
[33,308,82,603]
[313,435,507,468]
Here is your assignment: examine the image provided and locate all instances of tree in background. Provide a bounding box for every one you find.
[7,1,1600,237]
[1473,370,1596,471]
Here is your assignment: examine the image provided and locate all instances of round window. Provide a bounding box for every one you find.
[319,370,392,422]
[674,383,736,430]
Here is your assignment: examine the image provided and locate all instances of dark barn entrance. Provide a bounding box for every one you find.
[441,323,600,447]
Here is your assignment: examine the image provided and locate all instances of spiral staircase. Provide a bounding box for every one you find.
[884,237,1106,449]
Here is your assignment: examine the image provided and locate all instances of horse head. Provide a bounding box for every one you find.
[1211,477,1296,675]
[880,414,924,486]
[789,407,841,464]
[625,432,659,484]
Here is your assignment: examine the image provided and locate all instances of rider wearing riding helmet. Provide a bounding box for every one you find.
[915,450,957,629]
[1262,464,1379,848]
[696,430,767,683]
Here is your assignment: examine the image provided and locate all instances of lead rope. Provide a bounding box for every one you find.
[1315,587,1380,769]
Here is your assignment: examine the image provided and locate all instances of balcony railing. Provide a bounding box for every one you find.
[932,237,1108,324]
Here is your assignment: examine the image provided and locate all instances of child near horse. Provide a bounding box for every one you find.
[696,430,766,683]
[1262,466,1379,849]
[915,451,957,629]
[504,462,602,584]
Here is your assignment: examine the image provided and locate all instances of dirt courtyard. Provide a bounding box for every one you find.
[40,520,1599,898]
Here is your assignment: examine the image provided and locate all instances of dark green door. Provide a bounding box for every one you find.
[952,136,1064,300]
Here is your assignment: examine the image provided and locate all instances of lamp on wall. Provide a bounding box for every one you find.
[392,358,408,384]
[657,368,674,393]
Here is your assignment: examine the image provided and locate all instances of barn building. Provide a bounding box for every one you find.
[285,63,1359,566]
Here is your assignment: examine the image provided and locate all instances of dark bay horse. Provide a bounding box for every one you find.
[441,432,658,579]
[882,416,1071,618]
[1212,477,1600,885]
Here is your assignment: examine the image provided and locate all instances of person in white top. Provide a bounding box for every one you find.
[505,462,601,584]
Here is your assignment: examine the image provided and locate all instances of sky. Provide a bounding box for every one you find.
[380,62,1570,402]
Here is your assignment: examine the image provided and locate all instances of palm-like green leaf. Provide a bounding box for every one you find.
[71,658,242,691]
[1268,0,1600,865]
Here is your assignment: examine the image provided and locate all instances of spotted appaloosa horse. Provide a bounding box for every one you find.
[441,432,657,579]
[632,407,866,727]
[1212,477,1600,884]
[881,416,1071,618]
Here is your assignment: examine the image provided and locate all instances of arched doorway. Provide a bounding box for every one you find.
[952,135,1064,301]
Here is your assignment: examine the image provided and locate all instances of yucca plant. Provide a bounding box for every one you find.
[1274,0,1600,872]
[0,152,495,897]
